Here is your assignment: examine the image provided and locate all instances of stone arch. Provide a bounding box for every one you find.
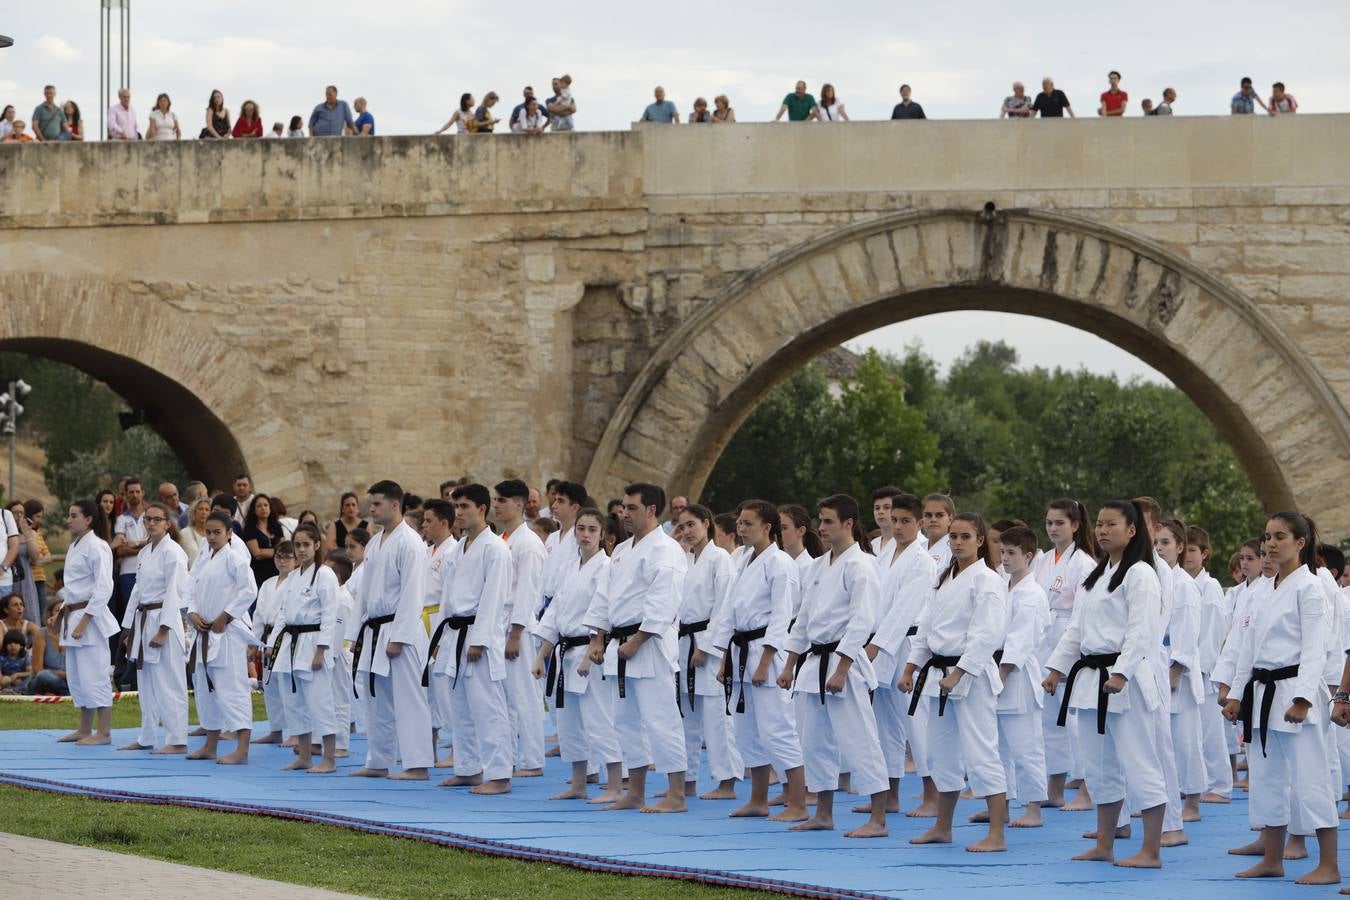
[0,273,302,496]
[587,208,1350,533]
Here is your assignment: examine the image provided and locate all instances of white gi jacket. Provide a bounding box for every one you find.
[707,544,798,683]
[1193,569,1229,683]
[907,561,1006,701]
[121,537,189,665]
[997,576,1051,713]
[1164,566,1205,706]
[788,543,880,694]
[273,563,340,680]
[354,521,429,679]
[60,532,118,646]
[540,526,578,616]
[185,543,259,665]
[870,540,937,685]
[584,528,686,679]
[1033,544,1096,618]
[1230,565,1328,734]
[425,536,458,620]
[503,524,545,634]
[1212,576,1268,689]
[252,573,287,645]
[432,528,510,681]
[1318,568,1346,686]
[535,550,610,695]
[679,543,735,697]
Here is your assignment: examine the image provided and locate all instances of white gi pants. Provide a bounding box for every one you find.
[907,694,935,778]
[998,709,1048,804]
[793,678,890,797]
[928,677,1007,799]
[681,691,744,784]
[331,648,353,751]
[1074,681,1168,813]
[364,652,434,770]
[614,674,687,775]
[733,681,804,772]
[281,669,337,738]
[1170,694,1206,796]
[262,663,287,734]
[504,645,545,771]
[1041,613,1079,777]
[1151,692,1184,831]
[66,641,112,710]
[872,684,909,781]
[557,672,622,768]
[1337,726,1350,791]
[429,674,453,741]
[1248,725,1336,835]
[1199,687,1233,797]
[441,658,513,782]
[135,641,188,747]
[193,648,253,733]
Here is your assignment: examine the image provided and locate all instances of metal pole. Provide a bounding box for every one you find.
[5,382,14,503]
[99,5,104,139]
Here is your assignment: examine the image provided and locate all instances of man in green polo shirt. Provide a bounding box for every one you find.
[775,81,817,122]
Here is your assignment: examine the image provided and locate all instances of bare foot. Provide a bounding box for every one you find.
[906,802,938,818]
[767,791,787,807]
[684,782,698,798]
[435,754,455,768]
[281,737,298,749]
[251,732,281,744]
[969,810,990,823]
[334,749,349,758]
[1182,809,1202,823]
[281,759,311,771]
[151,744,187,755]
[845,822,889,838]
[769,805,809,823]
[1160,830,1189,848]
[76,735,111,746]
[1236,861,1284,878]
[789,816,834,832]
[350,768,388,777]
[1341,805,1350,821]
[1234,777,1249,790]
[57,730,88,743]
[1072,847,1114,862]
[967,835,1007,852]
[217,751,248,765]
[307,760,337,774]
[186,747,216,760]
[588,789,624,805]
[1228,839,1265,856]
[469,779,511,795]
[910,826,952,845]
[1284,842,1309,861]
[118,741,152,751]
[390,769,429,781]
[189,726,207,737]
[1010,811,1044,828]
[729,802,769,818]
[1199,792,1231,804]
[514,768,544,778]
[550,787,588,800]
[854,800,900,814]
[700,785,738,800]
[1294,866,1341,885]
[545,745,561,757]
[641,795,687,813]
[605,794,644,811]
[1115,851,1162,869]
[438,774,481,787]
[1083,825,1131,840]
[1062,796,1094,812]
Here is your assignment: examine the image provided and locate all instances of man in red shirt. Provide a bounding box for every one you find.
[1098,70,1128,117]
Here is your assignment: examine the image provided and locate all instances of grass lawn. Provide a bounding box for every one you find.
[0,699,755,899]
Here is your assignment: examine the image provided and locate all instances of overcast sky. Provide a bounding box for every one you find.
[4,1,1344,383]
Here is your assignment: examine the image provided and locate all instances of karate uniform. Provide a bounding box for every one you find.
[332,584,356,750]
[788,544,889,797]
[1214,577,1268,756]
[996,577,1051,804]
[1230,566,1334,835]
[1033,545,1097,779]
[707,544,803,773]
[535,551,620,768]
[540,526,577,618]
[1193,568,1234,797]
[353,521,434,771]
[1316,569,1346,795]
[1149,559,1184,832]
[121,538,190,747]
[1163,565,1206,797]
[185,543,258,733]
[677,543,743,785]
[584,528,688,776]
[59,532,118,710]
[253,573,289,734]
[429,528,513,782]
[275,564,340,738]
[869,540,937,780]
[906,561,1008,800]
[502,524,547,772]
[424,537,457,735]
[1047,560,1168,814]
[345,563,369,734]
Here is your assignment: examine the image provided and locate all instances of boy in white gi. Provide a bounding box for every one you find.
[422,501,458,765]
[118,502,190,754]
[585,482,689,813]
[275,524,340,773]
[350,480,434,781]
[186,511,259,764]
[1181,526,1235,803]
[781,494,890,838]
[55,499,118,745]
[251,541,295,745]
[324,550,357,756]
[430,483,514,795]
[493,479,547,777]
[1153,521,1205,824]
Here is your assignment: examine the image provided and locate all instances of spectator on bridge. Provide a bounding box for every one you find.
[309,85,354,136]
[146,93,181,141]
[3,120,33,142]
[200,90,231,139]
[106,88,139,140]
[0,105,15,140]
[689,97,714,123]
[1032,77,1073,118]
[712,94,736,123]
[232,100,263,138]
[31,84,67,142]
[1001,82,1035,119]
[471,92,501,133]
[353,97,375,135]
[1140,98,1155,115]
[775,81,817,122]
[287,115,305,138]
[1268,82,1297,115]
[1154,88,1177,116]
[61,101,83,140]
[642,86,679,123]
[511,87,546,129]
[436,93,475,135]
[547,75,576,131]
[890,84,926,119]
[1230,77,1267,115]
[511,96,549,134]
[1098,71,1128,117]
[817,84,848,122]
[269,121,284,138]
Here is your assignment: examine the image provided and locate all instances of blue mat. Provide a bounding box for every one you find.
[0,723,1336,898]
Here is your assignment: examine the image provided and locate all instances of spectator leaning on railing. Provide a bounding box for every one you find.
[309,85,354,136]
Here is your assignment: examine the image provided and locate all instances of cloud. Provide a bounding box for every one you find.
[34,34,80,62]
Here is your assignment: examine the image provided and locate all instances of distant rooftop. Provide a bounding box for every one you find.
[817,346,864,381]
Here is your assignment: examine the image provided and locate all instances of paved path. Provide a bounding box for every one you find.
[0,833,367,899]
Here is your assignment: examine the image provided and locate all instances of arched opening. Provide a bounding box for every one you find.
[588,208,1350,534]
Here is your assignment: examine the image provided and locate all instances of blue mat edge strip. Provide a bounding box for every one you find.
[0,772,888,900]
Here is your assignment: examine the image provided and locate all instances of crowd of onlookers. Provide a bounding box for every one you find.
[0,72,1303,145]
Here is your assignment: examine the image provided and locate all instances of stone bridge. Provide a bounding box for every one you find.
[1,116,1348,532]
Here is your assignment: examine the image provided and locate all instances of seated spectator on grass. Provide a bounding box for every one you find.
[0,627,31,692]
[1269,82,1297,115]
[642,86,679,123]
[775,80,817,121]
[890,84,925,119]
[25,599,67,695]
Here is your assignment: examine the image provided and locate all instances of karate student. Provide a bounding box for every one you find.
[1223,512,1339,885]
[781,494,890,838]
[532,507,623,801]
[324,550,357,756]
[993,525,1051,828]
[492,479,547,777]
[1033,498,1099,809]
[350,480,434,780]
[1214,538,1263,790]
[584,482,689,813]
[899,512,1009,850]
[705,499,808,821]
[1043,500,1168,868]
[870,486,902,558]
[542,481,587,616]
[778,504,822,580]
[422,501,459,765]
[185,511,259,764]
[344,526,372,737]
[1182,526,1235,803]
[1154,520,1205,824]
[430,483,514,794]
[863,492,937,815]
[118,502,190,754]
[674,503,743,799]
[921,494,954,570]
[55,499,118,746]
[274,524,340,773]
[712,513,740,557]
[251,541,295,745]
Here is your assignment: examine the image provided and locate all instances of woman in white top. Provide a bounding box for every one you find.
[146,93,181,141]
[816,84,849,122]
[179,497,210,568]
[435,93,475,135]
[251,540,296,745]
[1224,512,1339,885]
[1044,500,1168,869]
[0,105,15,140]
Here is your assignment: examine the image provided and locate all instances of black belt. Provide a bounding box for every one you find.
[993,649,1004,664]
[908,653,961,717]
[272,623,322,693]
[188,627,216,693]
[133,602,164,670]
[423,614,476,688]
[1057,652,1121,735]
[906,625,918,637]
[1239,664,1300,757]
[724,626,769,714]
[351,613,397,697]
[794,640,841,705]
[606,623,641,698]
[261,624,274,646]
[677,619,710,714]
[546,635,592,708]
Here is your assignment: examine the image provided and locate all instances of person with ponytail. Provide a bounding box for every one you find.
[184,510,260,765]
[274,523,341,773]
[899,512,1010,850]
[1223,512,1339,885]
[1153,520,1206,826]
[778,504,823,579]
[780,494,889,838]
[1181,525,1236,804]
[705,499,808,821]
[54,499,118,745]
[1033,498,1098,809]
[1042,500,1168,868]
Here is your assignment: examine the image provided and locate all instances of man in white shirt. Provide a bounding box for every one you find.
[111,478,150,686]
[493,479,547,777]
